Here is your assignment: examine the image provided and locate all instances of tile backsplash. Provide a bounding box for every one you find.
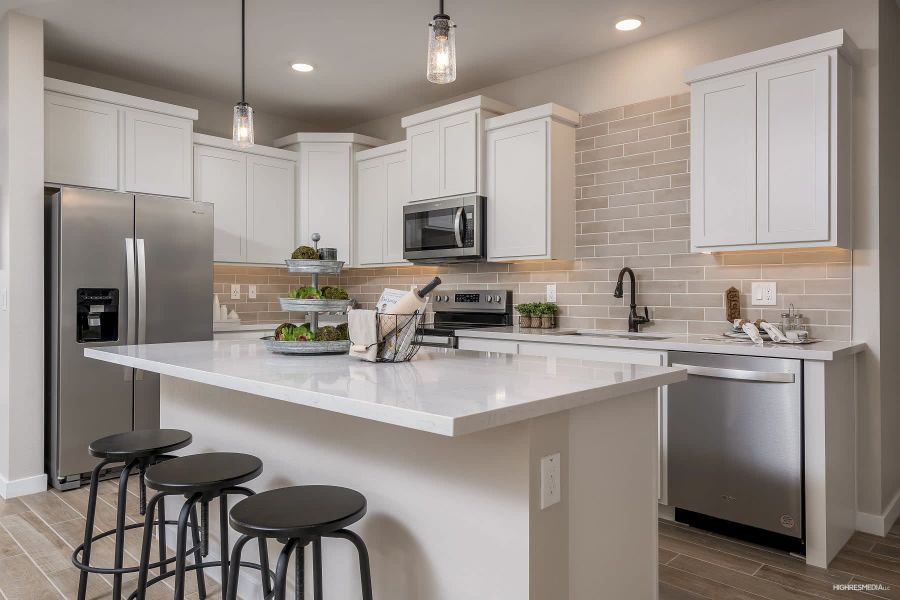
[214,93,852,341]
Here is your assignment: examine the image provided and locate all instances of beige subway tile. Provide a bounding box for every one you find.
[576,160,609,176]
[565,305,606,318]
[582,220,623,233]
[654,266,705,280]
[609,229,653,244]
[627,254,670,268]
[640,200,688,216]
[609,114,655,134]
[576,209,596,223]
[805,279,852,294]
[575,122,608,140]
[623,136,670,156]
[594,317,630,330]
[723,252,784,265]
[626,293,671,307]
[581,293,626,307]
[640,280,687,293]
[827,263,851,278]
[567,269,608,282]
[670,92,690,108]
[581,256,625,270]
[594,243,640,257]
[609,190,654,207]
[575,246,595,258]
[624,96,671,117]
[576,233,609,246]
[653,306,705,321]
[670,213,690,227]
[670,253,722,267]
[653,105,690,125]
[624,175,670,193]
[582,145,624,162]
[581,182,623,198]
[670,132,690,148]
[827,311,852,326]
[640,240,689,255]
[576,138,595,152]
[671,173,690,187]
[576,197,608,210]
[654,227,690,242]
[557,282,596,294]
[576,174,596,187]
[688,320,730,335]
[639,160,688,179]
[558,316,598,329]
[806,325,851,341]
[596,167,640,185]
[671,293,724,308]
[641,319,689,334]
[581,106,625,126]
[593,129,641,148]
[596,205,640,220]
[705,265,762,280]
[688,280,739,294]
[609,153,655,170]
[761,264,827,279]
[654,146,690,164]
[783,248,851,263]
[624,215,669,230]
[782,294,851,310]
[639,120,688,140]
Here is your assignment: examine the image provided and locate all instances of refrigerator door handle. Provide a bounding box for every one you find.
[125,237,136,381]
[136,238,147,380]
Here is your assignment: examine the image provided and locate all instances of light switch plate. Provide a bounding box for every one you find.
[546,284,557,303]
[248,284,257,299]
[751,282,777,306]
[540,453,561,509]
[230,284,241,300]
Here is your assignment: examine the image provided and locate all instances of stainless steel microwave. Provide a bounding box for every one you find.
[403,195,485,263]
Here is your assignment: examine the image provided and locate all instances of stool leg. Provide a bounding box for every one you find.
[136,493,165,600]
[274,539,299,600]
[188,501,208,599]
[77,458,112,600]
[219,495,230,599]
[112,459,137,600]
[312,538,323,600]
[329,530,373,600]
[259,537,273,598]
[225,534,253,600]
[157,498,167,575]
[174,493,202,600]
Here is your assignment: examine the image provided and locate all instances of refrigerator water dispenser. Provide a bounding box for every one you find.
[76,288,119,342]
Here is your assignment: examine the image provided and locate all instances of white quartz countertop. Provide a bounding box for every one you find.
[455,327,866,361]
[85,340,685,437]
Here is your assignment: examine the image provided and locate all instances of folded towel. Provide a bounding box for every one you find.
[348,309,378,362]
[741,322,765,345]
[759,321,789,343]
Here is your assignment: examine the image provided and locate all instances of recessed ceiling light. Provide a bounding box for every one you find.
[615,16,643,31]
[291,63,314,73]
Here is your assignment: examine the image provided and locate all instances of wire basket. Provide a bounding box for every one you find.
[373,312,425,362]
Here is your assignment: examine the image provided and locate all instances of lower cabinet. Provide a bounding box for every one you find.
[354,142,409,267]
[457,337,670,504]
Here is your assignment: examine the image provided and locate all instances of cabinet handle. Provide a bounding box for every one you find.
[672,363,795,383]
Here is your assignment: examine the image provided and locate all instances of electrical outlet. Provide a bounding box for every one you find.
[540,453,561,509]
[248,284,257,299]
[546,284,557,303]
[751,282,777,306]
[230,284,241,300]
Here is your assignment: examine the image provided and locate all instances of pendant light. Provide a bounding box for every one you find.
[232,0,254,148]
[426,0,457,84]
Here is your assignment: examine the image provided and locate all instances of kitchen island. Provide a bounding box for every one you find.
[86,340,685,600]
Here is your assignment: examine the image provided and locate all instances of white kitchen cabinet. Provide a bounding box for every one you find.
[401,96,515,202]
[354,142,409,267]
[44,78,197,198]
[246,155,295,264]
[485,104,578,261]
[193,134,297,265]
[124,108,193,198]
[686,30,854,251]
[274,133,384,262]
[44,91,119,190]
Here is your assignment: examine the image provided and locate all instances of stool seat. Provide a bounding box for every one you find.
[145,452,263,494]
[230,485,367,539]
[89,429,192,460]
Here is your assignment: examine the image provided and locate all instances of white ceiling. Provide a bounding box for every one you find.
[18,0,762,129]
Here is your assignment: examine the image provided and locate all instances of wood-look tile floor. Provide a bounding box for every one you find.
[2,484,900,599]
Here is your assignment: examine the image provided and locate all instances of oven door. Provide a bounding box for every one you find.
[403,196,484,262]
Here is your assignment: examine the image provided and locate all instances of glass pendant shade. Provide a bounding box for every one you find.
[427,16,456,84]
[232,102,254,148]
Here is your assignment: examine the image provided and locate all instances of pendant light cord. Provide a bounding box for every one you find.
[241,0,246,104]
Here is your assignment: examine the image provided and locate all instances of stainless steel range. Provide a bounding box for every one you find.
[419,289,513,349]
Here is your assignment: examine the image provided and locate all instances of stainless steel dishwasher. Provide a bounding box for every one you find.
[667,351,804,549]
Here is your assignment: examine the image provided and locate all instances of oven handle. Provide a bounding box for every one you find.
[672,363,795,383]
[454,207,464,248]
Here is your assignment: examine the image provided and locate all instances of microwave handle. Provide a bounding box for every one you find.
[454,207,464,248]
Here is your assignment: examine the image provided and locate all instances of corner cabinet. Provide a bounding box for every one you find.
[401,96,515,202]
[354,142,409,267]
[686,30,854,252]
[44,78,197,198]
[193,134,296,265]
[274,133,384,263]
[485,104,578,262]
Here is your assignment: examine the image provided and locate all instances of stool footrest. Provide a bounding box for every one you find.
[125,560,274,600]
[71,519,201,576]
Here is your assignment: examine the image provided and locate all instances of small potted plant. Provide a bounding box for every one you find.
[515,303,537,328]
[537,303,559,329]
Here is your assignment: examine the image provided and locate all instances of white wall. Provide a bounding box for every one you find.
[0,11,46,498]
[347,0,890,522]
[44,61,320,147]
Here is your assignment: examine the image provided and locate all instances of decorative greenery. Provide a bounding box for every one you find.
[515,303,538,316]
[535,302,559,316]
[290,245,320,260]
[289,286,323,300]
[274,323,313,342]
[321,286,349,300]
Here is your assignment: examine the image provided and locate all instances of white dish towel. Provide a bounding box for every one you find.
[348,309,379,362]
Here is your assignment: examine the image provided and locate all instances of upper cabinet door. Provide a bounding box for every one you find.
[439,112,477,197]
[193,145,247,263]
[300,143,352,261]
[690,71,757,249]
[355,157,386,266]
[384,152,410,264]
[124,109,193,198]
[756,54,830,244]
[407,121,440,201]
[44,92,119,190]
[247,155,295,264]
[487,120,548,259]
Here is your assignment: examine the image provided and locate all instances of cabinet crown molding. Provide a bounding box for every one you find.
[355,140,407,161]
[272,132,385,148]
[193,133,299,161]
[684,29,857,84]
[400,95,517,128]
[485,103,580,131]
[44,77,198,120]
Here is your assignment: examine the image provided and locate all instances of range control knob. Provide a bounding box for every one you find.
[493,295,502,303]
[442,295,450,302]
[486,296,494,303]
[434,296,442,303]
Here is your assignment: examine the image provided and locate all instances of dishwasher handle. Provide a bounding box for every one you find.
[672,363,795,383]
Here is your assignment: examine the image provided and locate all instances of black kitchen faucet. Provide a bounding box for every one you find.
[613,267,651,333]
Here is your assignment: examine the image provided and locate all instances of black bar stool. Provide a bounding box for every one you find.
[226,485,374,600]
[133,452,271,600]
[73,429,193,600]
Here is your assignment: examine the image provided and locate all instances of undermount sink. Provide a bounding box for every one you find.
[555,329,671,341]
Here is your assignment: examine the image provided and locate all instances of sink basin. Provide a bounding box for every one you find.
[554,329,671,341]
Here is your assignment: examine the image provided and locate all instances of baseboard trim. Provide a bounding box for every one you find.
[0,472,48,499]
[856,487,900,536]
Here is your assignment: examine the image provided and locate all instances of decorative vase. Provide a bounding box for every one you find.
[519,315,532,328]
[540,315,555,329]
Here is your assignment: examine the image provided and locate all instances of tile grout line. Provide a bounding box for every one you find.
[0,518,68,600]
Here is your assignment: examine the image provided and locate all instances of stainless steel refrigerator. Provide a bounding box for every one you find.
[45,187,213,490]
